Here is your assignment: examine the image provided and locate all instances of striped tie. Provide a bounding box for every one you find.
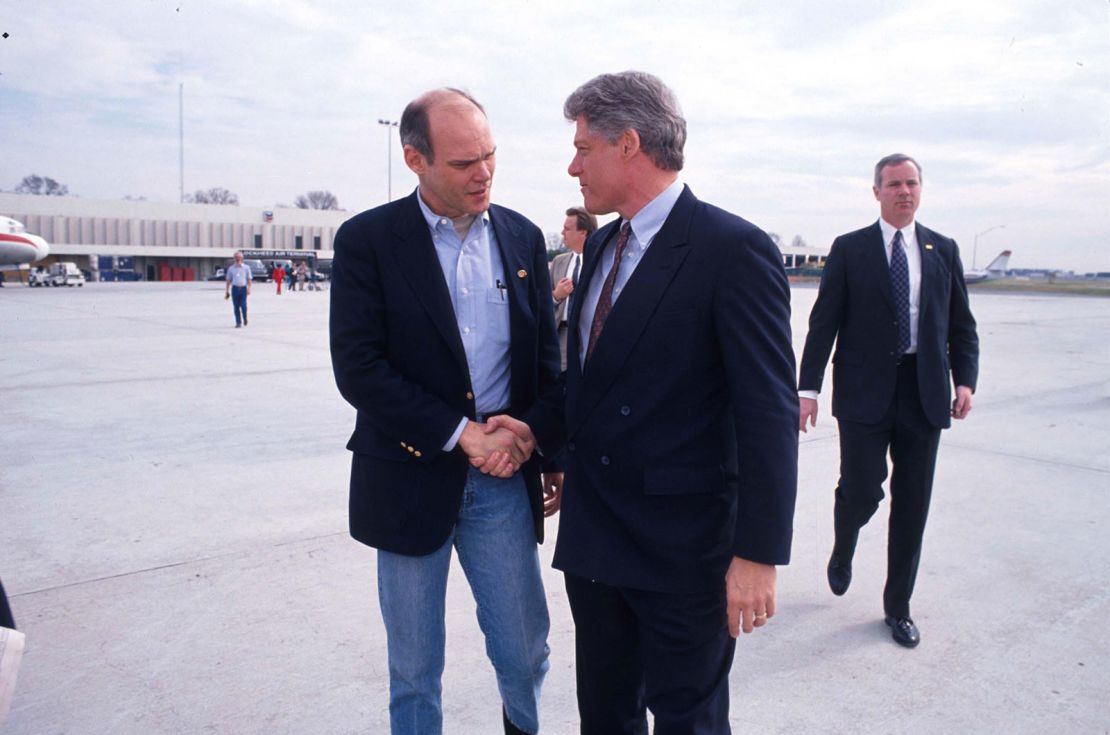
[586,222,632,360]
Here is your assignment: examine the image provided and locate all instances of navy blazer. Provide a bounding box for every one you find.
[330,190,563,555]
[798,221,979,429]
[553,186,799,594]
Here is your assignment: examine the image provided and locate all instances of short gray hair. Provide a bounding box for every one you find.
[874,153,922,188]
[400,88,486,163]
[564,71,686,172]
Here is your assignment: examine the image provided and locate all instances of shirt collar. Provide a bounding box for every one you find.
[416,187,489,236]
[879,218,916,249]
[624,178,684,249]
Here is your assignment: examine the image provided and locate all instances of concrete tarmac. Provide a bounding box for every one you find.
[1,282,1107,734]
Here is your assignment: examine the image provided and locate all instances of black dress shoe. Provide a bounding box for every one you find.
[885,616,920,648]
[827,554,852,596]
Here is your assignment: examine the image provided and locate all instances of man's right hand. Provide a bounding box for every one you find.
[553,277,574,302]
[799,397,818,432]
[458,420,529,478]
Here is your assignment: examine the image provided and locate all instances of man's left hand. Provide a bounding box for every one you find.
[725,557,777,638]
[951,385,973,419]
[541,472,563,516]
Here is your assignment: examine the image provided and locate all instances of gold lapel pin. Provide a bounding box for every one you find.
[517,269,527,278]
[925,243,934,250]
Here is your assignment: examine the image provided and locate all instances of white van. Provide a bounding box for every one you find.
[49,262,86,287]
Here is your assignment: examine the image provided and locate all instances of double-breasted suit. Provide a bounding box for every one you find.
[556,186,798,589]
[553,185,798,728]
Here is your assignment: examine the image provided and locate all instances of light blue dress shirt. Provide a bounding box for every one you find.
[416,192,512,451]
[577,178,684,367]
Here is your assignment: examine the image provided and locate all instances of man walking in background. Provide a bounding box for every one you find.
[797,153,979,648]
[224,251,251,327]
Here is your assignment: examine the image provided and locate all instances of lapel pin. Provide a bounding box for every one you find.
[517,269,527,278]
[925,243,934,250]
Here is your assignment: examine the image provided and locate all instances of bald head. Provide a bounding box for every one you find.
[400,88,486,163]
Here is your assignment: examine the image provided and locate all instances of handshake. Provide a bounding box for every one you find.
[458,414,536,479]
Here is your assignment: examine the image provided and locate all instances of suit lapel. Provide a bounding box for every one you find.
[389,192,469,375]
[568,186,696,434]
[489,205,534,326]
[915,222,937,317]
[867,222,895,313]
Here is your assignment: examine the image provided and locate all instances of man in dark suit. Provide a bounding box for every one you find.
[549,206,596,371]
[536,71,798,734]
[797,153,979,648]
[329,88,562,735]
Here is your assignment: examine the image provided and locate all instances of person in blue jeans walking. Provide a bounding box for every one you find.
[329,88,563,735]
[224,251,252,327]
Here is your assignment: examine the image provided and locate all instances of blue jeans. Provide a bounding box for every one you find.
[377,468,550,735]
[230,285,248,325]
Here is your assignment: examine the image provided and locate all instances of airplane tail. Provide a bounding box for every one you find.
[984,250,1012,272]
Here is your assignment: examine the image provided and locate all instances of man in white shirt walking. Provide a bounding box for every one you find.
[224,251,252,328]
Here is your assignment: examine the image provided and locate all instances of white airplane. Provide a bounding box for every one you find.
[965,250,1012,284]
[0,216,51,270]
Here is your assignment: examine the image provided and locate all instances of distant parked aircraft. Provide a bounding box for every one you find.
[965,250,1012,284]
[0,216,51,270]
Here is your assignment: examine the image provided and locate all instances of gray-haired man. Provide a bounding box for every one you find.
[540,70,798,733]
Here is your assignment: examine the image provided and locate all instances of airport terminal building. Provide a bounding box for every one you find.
[1,192,826,280]
[0,192,348,281]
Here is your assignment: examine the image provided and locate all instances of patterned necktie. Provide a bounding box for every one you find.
[586,222,632,360]
[571,255,580,286]
[890,229,911,356]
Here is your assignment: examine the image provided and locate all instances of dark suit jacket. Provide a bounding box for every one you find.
[553,186,799,594]
[798,221,979,429]
[330,190,563,556]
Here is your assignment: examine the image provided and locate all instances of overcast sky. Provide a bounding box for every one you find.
[1,0,1107,270]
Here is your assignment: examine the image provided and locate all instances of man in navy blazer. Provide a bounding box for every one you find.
[544,71,798,733]
[798,154,979,648]
[329,89,562,735]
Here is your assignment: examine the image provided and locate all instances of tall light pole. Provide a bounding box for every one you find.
[972,224,1006,269]
[179,82,185,203]
[378,118,399,201]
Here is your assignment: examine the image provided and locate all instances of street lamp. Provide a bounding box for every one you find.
[378,118,399,202]
[972,224,1006,269]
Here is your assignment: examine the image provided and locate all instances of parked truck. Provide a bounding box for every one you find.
[48,262,86,287]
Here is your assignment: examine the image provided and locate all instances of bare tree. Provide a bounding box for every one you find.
[187,187,239,205]
[767,232,784,248]
[791,235,808,248]
[15,174,69,196]
[294,190,339,210]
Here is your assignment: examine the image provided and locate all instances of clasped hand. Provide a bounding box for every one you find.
[459,415,536,479]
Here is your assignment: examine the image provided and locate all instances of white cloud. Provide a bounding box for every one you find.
[1,0,1106,269]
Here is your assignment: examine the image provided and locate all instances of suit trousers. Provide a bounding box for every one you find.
[834,356,941,618]
[564,573,735,735]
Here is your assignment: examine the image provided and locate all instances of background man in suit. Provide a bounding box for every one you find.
[550,206,597,371]
[329,88,563,735]
[797,153,979,648]
[546,71,798,733]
